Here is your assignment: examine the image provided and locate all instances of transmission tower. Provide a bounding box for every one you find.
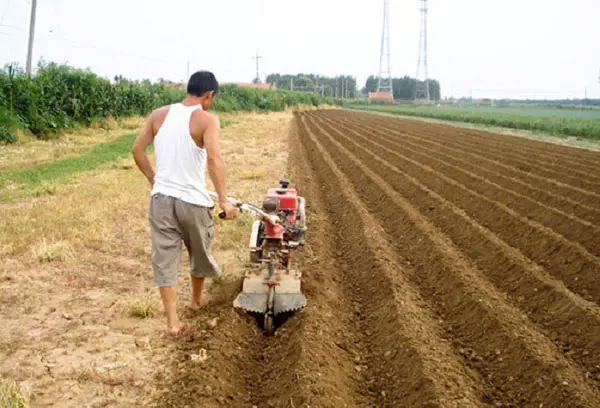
[377,0,393,95]
[414,0,430,101]
[252,49,263,84]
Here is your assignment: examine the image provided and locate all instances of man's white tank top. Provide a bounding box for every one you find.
[151,103,213,207]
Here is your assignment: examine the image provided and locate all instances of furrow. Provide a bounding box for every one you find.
[310,114,600,303]
[320,115,600,255]
[294,114,485,407]
[339,110,600,172]
[344,114,600,226]
[395,126,600,195]
[334,112,600,224]
[313,111,600,385]
[301,113,600,407]
[333,111,600,200]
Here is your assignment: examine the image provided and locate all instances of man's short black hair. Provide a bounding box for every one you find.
[187,71,219,97]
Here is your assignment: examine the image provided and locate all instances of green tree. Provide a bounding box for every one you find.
[266,73,358,98]
[363,75,442,100]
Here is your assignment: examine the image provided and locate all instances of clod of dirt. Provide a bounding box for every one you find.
[190,349,208,363]
[208,318,218,329]
[135,337,150,349]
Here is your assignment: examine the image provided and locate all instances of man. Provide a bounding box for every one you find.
[132,71,238,336]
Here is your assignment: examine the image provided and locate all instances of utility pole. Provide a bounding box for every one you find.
[252,49,263,83]
[26,0,38,75]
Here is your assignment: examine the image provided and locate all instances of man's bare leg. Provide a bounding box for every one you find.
[190,276,210,310]
[159,286,183,335]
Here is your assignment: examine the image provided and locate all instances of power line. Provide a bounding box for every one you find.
[0,23,25,31]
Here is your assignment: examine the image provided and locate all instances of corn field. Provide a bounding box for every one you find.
[0,62,338,143]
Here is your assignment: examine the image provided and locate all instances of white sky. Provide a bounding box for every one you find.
[1,0,599,99]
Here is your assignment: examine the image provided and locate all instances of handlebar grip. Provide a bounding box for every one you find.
[219,212,226,219]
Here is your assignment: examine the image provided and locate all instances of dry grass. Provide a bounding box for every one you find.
[123,294,160,319]
[0,376,28,408]
[31,236,73,263]
[31,182,57,197]
[239,169,266,180]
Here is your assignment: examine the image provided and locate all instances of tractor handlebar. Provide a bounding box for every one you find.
[209,191,280,225]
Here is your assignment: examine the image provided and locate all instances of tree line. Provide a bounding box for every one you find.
[265,73,441,101]
[265,74,358,98]
[362,75,441,100]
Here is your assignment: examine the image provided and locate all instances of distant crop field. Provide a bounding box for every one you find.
[430,104,600,119]
[349,103,600,139]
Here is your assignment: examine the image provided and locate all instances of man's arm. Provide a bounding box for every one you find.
[132,113,156,186]
[204,114,237,219]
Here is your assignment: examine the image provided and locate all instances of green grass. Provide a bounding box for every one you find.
[0,377,27,408]
[349,103,600,140]
[0,133,137,200]
[421,104,600,119]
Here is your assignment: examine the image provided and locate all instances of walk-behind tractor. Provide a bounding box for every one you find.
[210,179,307,334]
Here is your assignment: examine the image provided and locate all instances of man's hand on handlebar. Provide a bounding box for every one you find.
[219,200,239,220]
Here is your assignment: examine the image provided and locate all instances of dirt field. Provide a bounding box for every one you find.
[283,110,600,407]
[2,109,600,407]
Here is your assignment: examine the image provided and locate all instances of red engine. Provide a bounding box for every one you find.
[249,179,306,263]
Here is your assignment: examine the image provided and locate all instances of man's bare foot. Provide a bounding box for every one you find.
[167,322,186,337]
[189,293,211,311]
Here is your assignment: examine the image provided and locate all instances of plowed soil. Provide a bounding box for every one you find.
[257,110,599,408]
[153,110,600,407]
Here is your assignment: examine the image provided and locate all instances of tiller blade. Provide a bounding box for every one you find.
[234,269,306,315]
[273,293,307,314]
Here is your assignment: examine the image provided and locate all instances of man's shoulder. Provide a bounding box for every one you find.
[148,105,171,124]
[151,105,171,121]
[191,109,219,129]
[148,105,171,134]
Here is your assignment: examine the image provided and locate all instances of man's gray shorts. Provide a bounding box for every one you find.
[149,193,220,287]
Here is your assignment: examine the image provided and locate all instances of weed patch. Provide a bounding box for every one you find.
[0,377,27,408]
